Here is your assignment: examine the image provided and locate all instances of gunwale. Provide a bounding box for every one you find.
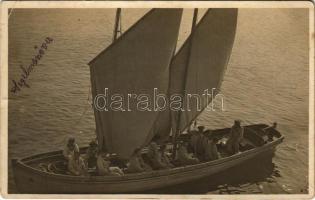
[12,135,284,183]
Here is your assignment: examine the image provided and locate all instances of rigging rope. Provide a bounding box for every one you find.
[73,86,92,129]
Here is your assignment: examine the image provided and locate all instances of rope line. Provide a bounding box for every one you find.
[73,86,92,128]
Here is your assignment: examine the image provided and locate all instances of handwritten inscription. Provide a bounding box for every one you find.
[10,37,54,94]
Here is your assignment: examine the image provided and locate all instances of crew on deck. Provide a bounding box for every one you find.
[63,122,229,176]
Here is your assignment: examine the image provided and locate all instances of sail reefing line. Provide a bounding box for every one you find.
[89,9,183,159]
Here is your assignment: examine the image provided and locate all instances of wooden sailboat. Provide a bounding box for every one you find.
[12,8,284,194]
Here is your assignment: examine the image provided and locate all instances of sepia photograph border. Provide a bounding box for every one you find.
[0,1,314,199]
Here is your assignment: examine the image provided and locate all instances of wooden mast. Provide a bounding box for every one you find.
[172,8,199,159]
[191,9,199,34]
[113,8,122,42]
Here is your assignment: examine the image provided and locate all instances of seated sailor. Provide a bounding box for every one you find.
[84,140,98,168]
[63,136,80,160]
[126,148,152,173]
[96,152,124,176]
[68,151,88,176]
[226,120,244,154]
[147,141,167,170]
[177,141,199,165]
[160,144,174,169]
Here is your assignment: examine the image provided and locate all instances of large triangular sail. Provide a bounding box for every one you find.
[169,9,238,134]
[89,9,183,159]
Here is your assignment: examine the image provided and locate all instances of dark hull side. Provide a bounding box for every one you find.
[12,137,283,194]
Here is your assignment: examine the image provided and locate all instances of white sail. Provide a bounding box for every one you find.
[89,9,183,159]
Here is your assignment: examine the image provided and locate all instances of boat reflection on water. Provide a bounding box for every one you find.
[144,151,281,194]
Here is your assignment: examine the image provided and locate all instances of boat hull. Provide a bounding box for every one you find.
[12,136,283,194]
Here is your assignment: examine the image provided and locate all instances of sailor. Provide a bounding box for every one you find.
[147,141,166,170]
[188,129,198,153]
[199,130,211,161]
[96,152,124,176]
[227,120,244,154]
[211,137,220,160]
[84,140,98,168]
[195,126,208,161]
[68,151,88,176]
[177,141,199,165]
[204,136,220,161]
[190,126,205,156]
[160,144,174,168]
[63,136,80,161]
[126,148,152,173]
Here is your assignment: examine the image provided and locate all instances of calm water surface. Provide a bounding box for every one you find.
[8,8,309,194]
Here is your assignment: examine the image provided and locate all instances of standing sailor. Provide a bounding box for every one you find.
[227,120,244,154]
[84,140,98,168]
[195,126,206,160]
[190,126,205,157]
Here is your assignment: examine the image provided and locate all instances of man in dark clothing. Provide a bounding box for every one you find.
[84,140,98,168]
[227,120,244,154]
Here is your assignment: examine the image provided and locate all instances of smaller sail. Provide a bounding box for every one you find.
[169,9,238,133]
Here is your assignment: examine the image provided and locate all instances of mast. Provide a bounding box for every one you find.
[113,8,122,42]
[191,9,199,33]
[172,8,199,159]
